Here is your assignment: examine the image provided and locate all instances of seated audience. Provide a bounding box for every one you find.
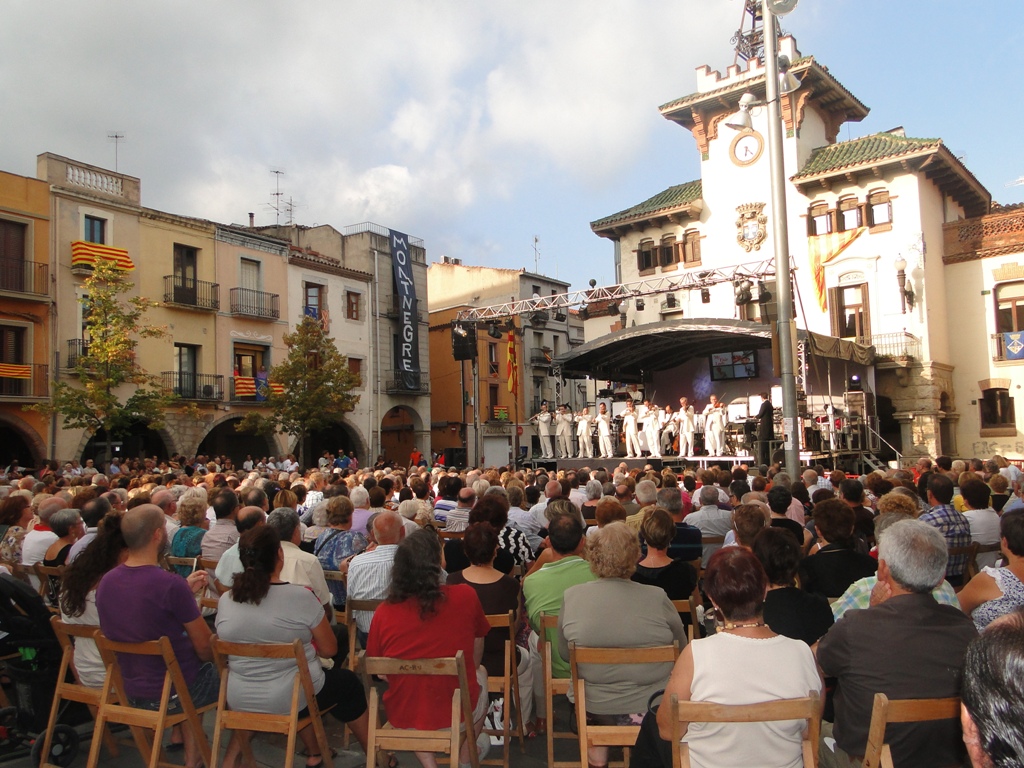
[313,495,368,611]
[960,478,1002,570]
[959,511,1024,631]
[633,508,698,601]
[798,499,877,598]
[169,496,208,577]
[753,527,833,646]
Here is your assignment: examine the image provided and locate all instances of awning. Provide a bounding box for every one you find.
[554,318,874,380]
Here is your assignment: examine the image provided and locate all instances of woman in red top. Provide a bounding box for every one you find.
[366,527,491,768]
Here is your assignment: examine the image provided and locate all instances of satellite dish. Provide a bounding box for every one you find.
[766,0,798,15]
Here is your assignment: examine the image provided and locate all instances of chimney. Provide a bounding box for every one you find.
[248,212,255,228]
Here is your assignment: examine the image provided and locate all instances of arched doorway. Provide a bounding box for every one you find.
[380,406,422,465]
[83,423,170,465]
[0,416,45,470]
[307,422,365,468]
[197,417,276,469]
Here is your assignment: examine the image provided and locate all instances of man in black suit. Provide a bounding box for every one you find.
[756,391,775,467]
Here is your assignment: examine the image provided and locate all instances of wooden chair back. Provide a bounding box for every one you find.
[670,693,821,768]
[342,598,385,674]
[86,633,215,768]
[671,590,702,643]
[569,642,680,768]
[322,569,346,584]
[538,612,577,768]
[209,636,333,768]
[164,556,197,574]
[362,650,479,768]
[948,543,979,590]
[39,618,121,766]
[482,611,526,768]
[862,693,961,768]
[439,530,465,541]
[967,543,1001,580]
[33,563,65,612]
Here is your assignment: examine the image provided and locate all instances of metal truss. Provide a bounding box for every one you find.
[455,257,778,322]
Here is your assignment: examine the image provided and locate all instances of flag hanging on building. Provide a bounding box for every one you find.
[71,241,136,270]
[233,377,256,397]
[506,330,518,397]
[0,364,31,379]
[809,227,865,311]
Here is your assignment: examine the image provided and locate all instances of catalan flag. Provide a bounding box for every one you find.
[71,241,135,271]
[808,227,865,311]
[270,382,285,395]
[234,377,256,396]
[0,364,31,379]
[506,330,518,398]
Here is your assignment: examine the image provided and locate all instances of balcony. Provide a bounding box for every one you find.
[865,332,921,362]
[385,377,429,395]
[162,372,224,401]
[0,363,48,399]
[0,258,49,298]
[530,349,552,367]
[163,275,220,311]
[991,332,1024,363]
[229,288,280,320]
[66,339,89,368]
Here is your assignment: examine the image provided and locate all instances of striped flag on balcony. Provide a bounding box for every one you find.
[0,364,31,379]
[270,382,285,395]
[234,377,257,396]
[71,241,135,271]
[808,227,864,311]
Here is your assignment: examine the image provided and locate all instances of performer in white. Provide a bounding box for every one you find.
[622,400,642,458]
[702,394,727,456]
[596,403,614,459]
[643,403,662,458]
[677,396,696,458]
[555,404,573,459]
[575,407,594,459]
[529,402,554,459]
[660,404,677,456]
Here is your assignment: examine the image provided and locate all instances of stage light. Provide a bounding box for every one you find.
[487,322,503,339]
[757,280,772,303]
[700,288,711,304]
[635,298,645,311]
[848,375,863,392]
[734,279,753,306]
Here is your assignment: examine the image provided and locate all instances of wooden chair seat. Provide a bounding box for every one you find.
[669,693,821,768]
[482,611,526,768]
[861,692,961,768]
[209,635,334,768]
[570,642,680,768]
[362,650,479,768]
[86,633,215,768]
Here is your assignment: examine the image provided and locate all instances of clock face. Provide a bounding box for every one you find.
[729,130,764,167]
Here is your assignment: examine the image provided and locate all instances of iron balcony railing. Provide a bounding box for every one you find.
[0,363,48,399]
[161,372,224,401]
[0,258,48,296]
[66,339,89,368]
[862,332,921,360]
[530,349,552,366]
[385,378,429,395]
[163,275,220,311]
[229,288,280,320]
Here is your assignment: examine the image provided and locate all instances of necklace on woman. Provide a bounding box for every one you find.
[722,620,767,631]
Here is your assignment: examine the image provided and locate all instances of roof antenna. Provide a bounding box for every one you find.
[107,132,125,172]
[268,168,285,225]
[533,235,540,274]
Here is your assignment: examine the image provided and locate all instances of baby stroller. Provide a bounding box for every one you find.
[0,573,83,766]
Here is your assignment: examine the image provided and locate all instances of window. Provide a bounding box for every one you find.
[660,236,678,268]
[829,283,870,341]
[838,197,862,231]
[488,342,498,376]
[348,357,363,385]
[489,383,500,414]
[173,344,199,398]
[636,240,656,273]
[680,230,701,266]
[304,282,325,319]
[172,244,198,304]
[980,388,1015,432]
[868,190,892,230]
[995,283,1024,333]
[233,344,267,378]
[0,220,26,262]
[346,291,360,321]
[239,258,261,291]
[0,325,26,396]
[84,215,105,244]
[808,203,832,236]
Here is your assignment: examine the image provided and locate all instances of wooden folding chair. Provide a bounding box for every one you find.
[165,556,198,576]
[861,693,961,768]
[482,611,526,768]
[538,613,578,768]
[33,563,65,613]
[671,589,702,642]
[86,633,215,768]
[968,543,1002,579]
[669,693,821,768]
[439,530,466,541]
[38,618,121,767]
[362,650,479,768]
[209,635,334,768]
[343,598,384,674]
[569,642,679,768]
[948,543,979,591]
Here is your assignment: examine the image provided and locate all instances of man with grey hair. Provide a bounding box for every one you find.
[349,486,372,536]
[90,473,109,490]
[346,512,406,638]
[816,520,977,768]
[266,507,331,615]
[530,480,565,529]
[684,485,732,566]
[625,479,660,530]
[151,488,179,540]
[22,496,68,569]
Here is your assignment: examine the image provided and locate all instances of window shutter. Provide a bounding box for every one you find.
[828,287,841,337]
[860,283,871,340]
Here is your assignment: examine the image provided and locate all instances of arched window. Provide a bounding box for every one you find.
[867,189,892,230]
[635,239,656,273]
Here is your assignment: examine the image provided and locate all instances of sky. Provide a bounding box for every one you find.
[2,1,1022,291]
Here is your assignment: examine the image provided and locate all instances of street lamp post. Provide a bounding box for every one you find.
[761,1,802,476]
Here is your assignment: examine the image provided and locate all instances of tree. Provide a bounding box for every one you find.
[31,258,173,460]
[236,315,361,468]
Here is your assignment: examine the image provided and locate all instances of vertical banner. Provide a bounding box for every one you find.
[390,230,421,390]
[506,330,518,397]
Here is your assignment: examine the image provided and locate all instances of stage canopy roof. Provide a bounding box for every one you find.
[554,318,874,381]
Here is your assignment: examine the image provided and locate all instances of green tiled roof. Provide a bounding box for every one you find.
[591,180,702,230]
[793,132,941,179]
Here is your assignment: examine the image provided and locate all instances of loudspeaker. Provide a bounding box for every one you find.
[451,325,478,361]
[443,447,467,468]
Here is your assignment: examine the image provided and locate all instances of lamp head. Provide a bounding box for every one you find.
[725,93,757,132]
[894,255,907,272]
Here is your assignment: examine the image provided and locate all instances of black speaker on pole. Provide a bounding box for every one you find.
[443,448,467,468]
[451,324,478,361]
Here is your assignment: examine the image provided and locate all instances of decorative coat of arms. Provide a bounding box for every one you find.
[736,202,768,252]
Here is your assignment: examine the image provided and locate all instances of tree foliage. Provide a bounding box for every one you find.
[31,259,173,437]
[236,315,361,465]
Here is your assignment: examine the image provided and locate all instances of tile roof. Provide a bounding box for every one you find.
[792,132,941,180]
[591,180,702,230]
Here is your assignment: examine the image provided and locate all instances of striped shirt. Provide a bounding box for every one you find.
[346,544,399,632]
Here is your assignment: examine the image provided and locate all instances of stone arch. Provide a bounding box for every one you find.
[380,405,425,464]
[196,415,276,468]
[0,412,47,469]
[291,420,368,467]
[78,423,174,464]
